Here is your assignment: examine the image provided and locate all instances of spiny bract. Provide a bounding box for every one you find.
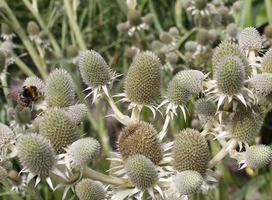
[245,145,272,170]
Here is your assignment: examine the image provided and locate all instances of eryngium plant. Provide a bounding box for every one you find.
[0,9,272,199]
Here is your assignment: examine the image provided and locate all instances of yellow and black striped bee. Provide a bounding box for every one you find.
[8,85,40,108]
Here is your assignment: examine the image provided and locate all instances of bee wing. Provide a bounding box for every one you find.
[7,90,20,101]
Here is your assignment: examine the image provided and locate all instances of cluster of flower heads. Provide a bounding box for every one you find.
[116,0,154,36]
[1,23,272,200]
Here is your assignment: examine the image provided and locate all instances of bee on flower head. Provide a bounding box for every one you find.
[8,85,41,109]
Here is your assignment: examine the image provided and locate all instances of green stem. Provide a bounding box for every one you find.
[63,0,87,50]
[116,0,128,14]
[14,56,35,77]
[148,0,163,33]
[131,106,141,122]
[21,0,62,58]
[0,0,48,80]
[2,71,12,107]
[159,113,171,141]
[82,166,132,187]
[265,0,272,25]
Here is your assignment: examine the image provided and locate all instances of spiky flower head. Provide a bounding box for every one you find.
[212,41,251,78]
[65,137,100,169]
[261,49,272,73]
[65,104,88,125]
[125,154,157,190]
[39,108,80,154]
[67,45,79,58]
[226,23,238,38]
[228,107,263,144]
[160,32,173,45]
[127,9,142,26]
[215,55,245,95]
[116,22,130,34]
[195,98,216,125]
[239,27,262,53]
[13,105,31,125]
[0,157,13,172]
[45,68,75,107]
[0,50,6,73]
[75,179,106,200]
[185,41,197,53]
[124,51,163,105]
[0,41,14,65]
[167,70,205,106]
[17,134,55,177]
[78,50,116,100]
[0,123,15,146]
[27,21,40,38]
[1,23,15,40]
[23,76,45,93]
[117,121,162,164]
[0,166,7,182]
[174,170,203,195]
[245,145,272,170]
[172,128,210,176]
[248,73,272,97]
[169,27,179,37]
[196,29,210,46]
[142,13,154,26]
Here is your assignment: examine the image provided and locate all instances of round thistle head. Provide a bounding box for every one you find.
[166,52,179,64]
[1,23,13,35]
[172,128,210,176]
[127,9,142,26]
[38,30,48,41]
[0,41,13,61]
[264,25,272,38]
[195,98,216,125]
[232,1,243,12]
[160,32,173,45]
[195,0,207,10]
[174,170,203,195]
[65,137,100,169]
[262,49,272,73]
[125,154,157,190]
[245,145,272,170]
[215,55,245,95]
[79,50,113,89]
[65,104,88,125]
[213,41,251,77]
[124,51,163,105]
[226,23,238,38]
[17,133,55,177]
[0,123,15,146]
[228,107,263,144]
[117,122,162,164]
[142,13,154,26]
[169,27,179,37]
[23,76,45,93]
[27,21,40,37]
[248,73,272,97]
[8,170,23,187]
[196,29,210,46]
[75,179,106,200]
[167,70,205,106]
[45,68,75,107]
[116,22,130,34]
[185,41,197,53]
[39,108,80,153]
[0,157,13,172]
[151,40,163,51]
[66,45,79,58]
[0,166,7,182]
[0,50,6,73]
[239,27,262,53]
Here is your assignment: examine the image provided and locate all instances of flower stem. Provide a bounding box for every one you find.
[159,113,171,141]
[82,166,132,187]
[148,0,163,33]
[21,0,62,58]
[0,0,48,80]
[63,0,87,50]
[131,106,141,122]
[265,0,272,25]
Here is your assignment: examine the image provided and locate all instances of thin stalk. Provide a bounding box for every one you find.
[265,0,272,25]
[63,0,87,50]
[116,0,128,14]
[14,56,35,77]
[21,0,62,58]
[95,100,112,155]
[82,166,132,187]
[131,106,141,122]
[106,94,131,125]
[148,0,163,33]
[2,71,12,107]
[0,0,48,79]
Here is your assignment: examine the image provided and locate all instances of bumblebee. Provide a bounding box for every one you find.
[8,85,40,107]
